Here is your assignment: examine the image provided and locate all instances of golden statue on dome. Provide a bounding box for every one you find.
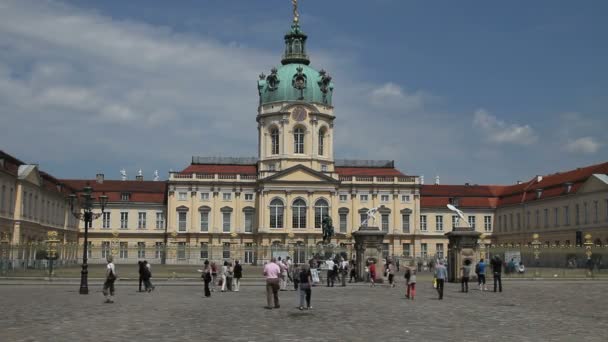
[292,0,299,23]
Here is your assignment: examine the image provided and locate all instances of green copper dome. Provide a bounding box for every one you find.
[258,23,334,107]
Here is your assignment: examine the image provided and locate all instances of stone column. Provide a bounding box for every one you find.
[445,228,481,283]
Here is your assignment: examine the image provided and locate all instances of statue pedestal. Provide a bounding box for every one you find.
[445,227,482,283]
[353,226,387,283]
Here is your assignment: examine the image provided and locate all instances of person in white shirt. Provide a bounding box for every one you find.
[325,259,335,287]
[340,258,349,287]
[103,255,117,303]
[278,257,288,290]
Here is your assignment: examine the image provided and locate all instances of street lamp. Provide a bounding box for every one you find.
[67,184,108,295]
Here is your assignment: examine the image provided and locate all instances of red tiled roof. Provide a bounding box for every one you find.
[61,180,166,204]
[421,196,499,209]
[421,184,507,197]
[335,167,405,177]
[0,150,25,176]
[181,164,257,175]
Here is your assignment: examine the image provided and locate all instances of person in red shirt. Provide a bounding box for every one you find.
[369,261,376,287]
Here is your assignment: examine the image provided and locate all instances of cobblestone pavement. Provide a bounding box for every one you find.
[1,281,606,342]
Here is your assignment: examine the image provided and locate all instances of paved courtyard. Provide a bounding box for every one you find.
[1,280,606,342]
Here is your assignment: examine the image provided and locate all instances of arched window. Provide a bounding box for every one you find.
[270,199,284,229]
[292,199,307,228]
[294,127,305,154]
[318,128,326,156]
[270,128,280,155]
[314,199,329,228]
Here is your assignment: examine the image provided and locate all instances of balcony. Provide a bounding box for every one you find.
[169,172,257,182]
[338,175,418,185]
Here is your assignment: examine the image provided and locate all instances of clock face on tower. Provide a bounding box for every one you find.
[291,106,307,122]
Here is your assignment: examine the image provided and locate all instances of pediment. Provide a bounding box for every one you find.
[263,165,338,184]
[17,165,41,186]
[577,174,608,194]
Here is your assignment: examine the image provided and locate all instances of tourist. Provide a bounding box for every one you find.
[404,266,411,298]
[103,255,117,303]
[137,261,145,292]
[202,260,212,297]
[233,260,242,292]
[286,256,293,288]
[460,259,472,293]
[226,262,234,291]
[507,258,516,274]
[211,262,218,292]
[326,258,335,287]
[142,260,154,292]
[221,261,229,292]
[369,260,376,287]
[476,258,487,291]
[349,260,357,283]
[298,264,313,310]
[292,263,300,290]
[263,257,281,309]
[434,260,447,300]
[491,255,503,292]
[517,262,526,274]
[340,257,349,287]
[387,261,396,288]
[278,257,289,291]
[407,269,416,300]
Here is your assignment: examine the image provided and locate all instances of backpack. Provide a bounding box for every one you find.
[475,263,480,274]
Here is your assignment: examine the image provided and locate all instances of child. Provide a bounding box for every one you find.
[407,270,416,300]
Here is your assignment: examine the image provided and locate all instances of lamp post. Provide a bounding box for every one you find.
[67,184,108,295]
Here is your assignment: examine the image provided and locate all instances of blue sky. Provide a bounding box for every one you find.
[0,0,606,184]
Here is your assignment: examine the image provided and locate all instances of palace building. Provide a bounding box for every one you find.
[1,5,606,265]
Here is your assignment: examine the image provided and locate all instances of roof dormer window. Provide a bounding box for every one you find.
[535,189,543,200]
[564,182,573,194]
[121,193,131,201]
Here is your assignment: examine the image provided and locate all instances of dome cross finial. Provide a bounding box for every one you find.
[292,0,299,23]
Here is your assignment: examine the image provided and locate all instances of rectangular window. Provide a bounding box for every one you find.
[200,192,210,201]
[121,193,130,201]
[360,194,368,202]
[380,194,390,203]
[222,193,231,201]
[516,213,521,230]
[101,241,110,258]
[421,243,428,258]
[452,215,459,229]
[403,243,411,257]
[321,164,328,172]
[360,213,367,226]
[222,243,231,259]
[223,212,231,232]
[340,213,347,233]
[381,214,389,232]
[484,216,492,232]
[509,213,514,231]
[200,211,209,232]
[177,242,186,260]
[244,193,254,201]
[535,210,540,228]
[138,212,147,229]
[244,211,253,233]
[584,202,588,224]
[137,242,145,259]
[564,206,570,225]
[544,208,549,228]
[420,215,427,231]
[526,211,531,229]
[436,243,444,259]
[468,216,476,229]
[155,242,163,259]
[554,207,559,227]
[401,195,410,203]
[575,204,580,225]
[156,212,165,229]
[178,192,187,201]
[200,242,208,259]
[339,194,348,202]
[120,212,128,229]
[102,212,111,229]
[119,242,128,259]
[435,215,443,231]
[402,214,410,233]
[178,211,187,232]
[593,200,598,223]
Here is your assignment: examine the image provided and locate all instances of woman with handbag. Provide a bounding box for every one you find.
[201,260,212,297]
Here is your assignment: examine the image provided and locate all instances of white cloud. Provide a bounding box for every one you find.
[369,82,428,111]
[472,109,537,145]
[564,137,601,154]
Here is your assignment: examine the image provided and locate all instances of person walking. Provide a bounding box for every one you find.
[387,261,396,288]
[233,260,242,292]
[142,260,154,292]
[211,262,218,292]
[340,258,349,287]
[349,260,357,283]
[286,257,293,288]
[407,269,416,300]
[278,257,288,291]
[138,261,145,292]
[226,262,234,291]
[221,261,229,292]
[325,258,335,287]
[369,260,377,287]
[434,260,447,300]
[476,259,488,291]
[298,264,313,310]
[460,259,472,293]
[264,258,281,309]
[491,255,503,292]
[103,255,117,303]
[201,260,212,298]
[404,266,411,298]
